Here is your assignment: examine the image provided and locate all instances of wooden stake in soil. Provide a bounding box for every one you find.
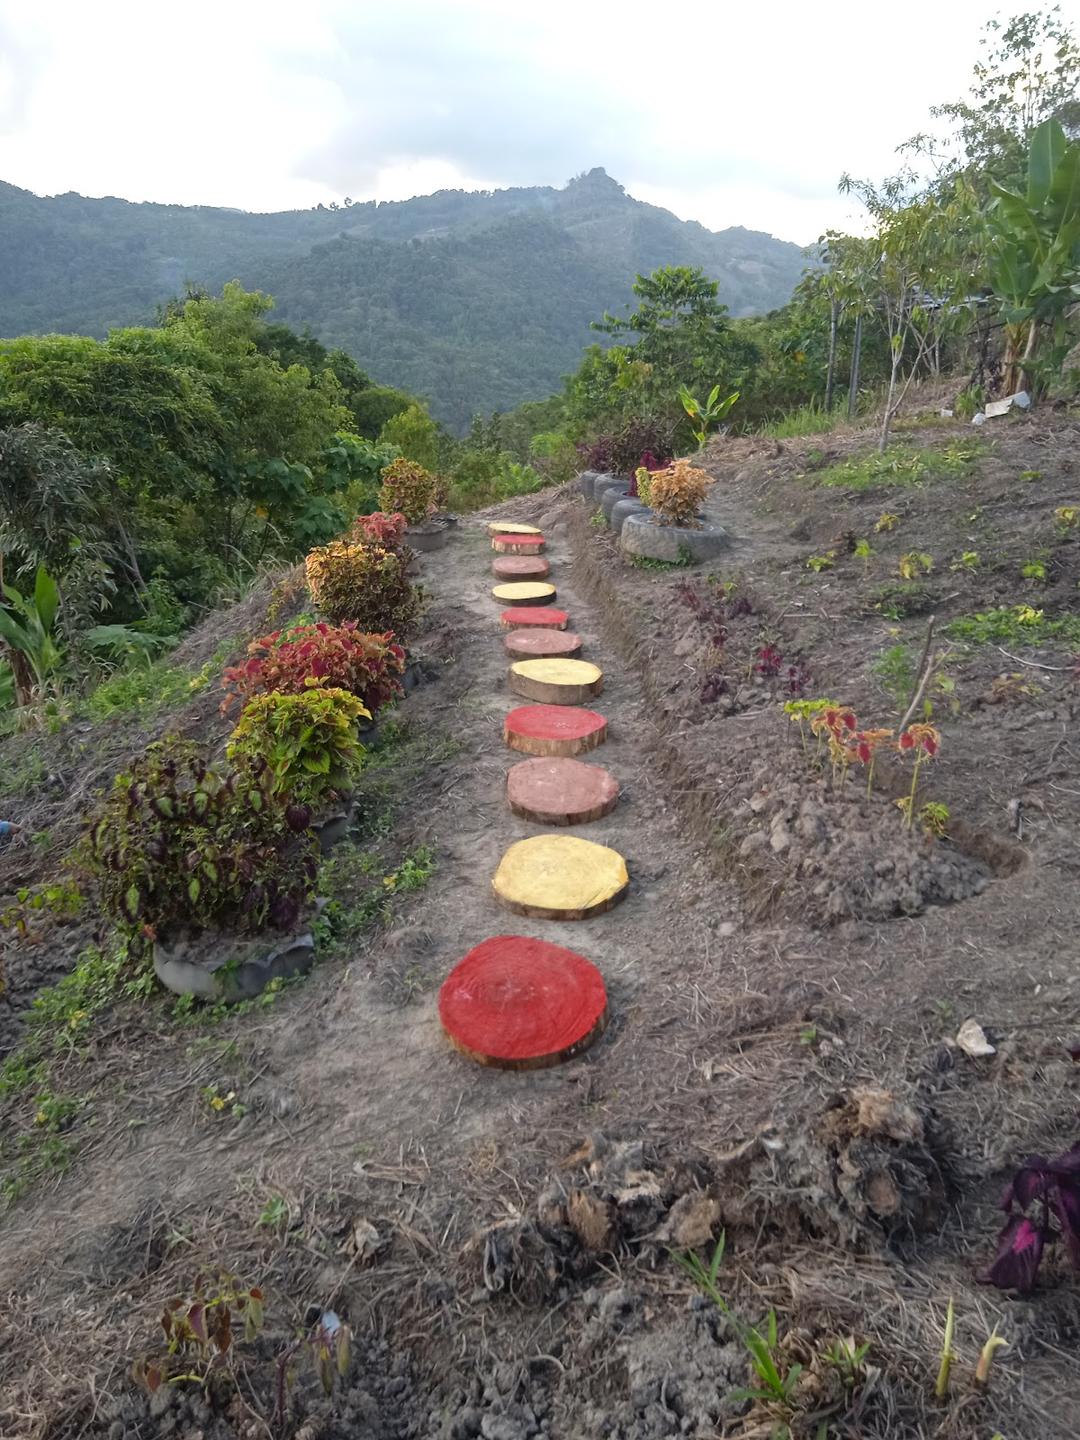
[492,554,551,581]
[503,704,607,757]
[504,628,582,660]
[509,657,603,705]
[438,935,608,1069]
[499,606,569,630]
[486,521,542,536]
[493,834,628,919]
[492,534,546,555]
[506,756,619,825]
[492,581,556,607]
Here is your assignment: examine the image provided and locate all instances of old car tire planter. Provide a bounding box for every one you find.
[600,481,630,520]
[619,512,729,563]
[154,926,317,1003]
[577,470,604,500]
[592,475,625,505]
[610,498,651,535]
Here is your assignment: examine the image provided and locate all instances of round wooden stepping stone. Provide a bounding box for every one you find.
[492,554,551,581]
[486,521,542,536]
[507,757,619,825]
[509,657,603,705]
[439,936,608,1069]
[499,606,569,630]
[493,834,629,919]
[504,628,582,660]
[492,581,556,607]
[492,534,546,555]
[504,704,608,757]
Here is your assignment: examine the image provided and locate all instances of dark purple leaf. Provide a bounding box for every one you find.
[981,1214,1045,1291]
[1051,1181,1080,1269]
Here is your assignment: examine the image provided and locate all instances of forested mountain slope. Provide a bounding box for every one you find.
[0,169,806,426]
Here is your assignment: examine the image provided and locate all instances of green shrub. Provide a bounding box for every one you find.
[228,688,368,810]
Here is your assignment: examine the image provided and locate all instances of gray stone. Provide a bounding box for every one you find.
[610,498,651,535]
[620,512,729,563]
[154,926,316,1003]
[600,481,630,519]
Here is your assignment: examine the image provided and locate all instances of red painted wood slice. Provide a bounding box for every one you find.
[492,554,551,581]
[499,606,569,630]
[504,628,582,660]
[504,704,608,757]
[506,757,619,825]
[439,936,608,1069]
[492,534,546,554]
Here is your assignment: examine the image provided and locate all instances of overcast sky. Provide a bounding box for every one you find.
[2,0,1078,245]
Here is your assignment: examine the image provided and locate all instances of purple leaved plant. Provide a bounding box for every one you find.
[981,1144,1080,1291]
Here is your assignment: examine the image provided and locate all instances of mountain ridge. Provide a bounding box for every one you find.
[0,168,809,427]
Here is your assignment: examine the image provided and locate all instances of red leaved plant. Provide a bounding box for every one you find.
[221,621,405,718]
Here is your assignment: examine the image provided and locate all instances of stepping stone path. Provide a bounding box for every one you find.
[438,936,608,1069]
[492,554,551,581]
[492,581,556,607]
[492,533,546,555]
[509,657,603,705]
[439,508,628,1068]
[493,834,628,919]
[506,756,618,825]
[504,628,582,660]
[499,606,569,630]
[504,704,607,756]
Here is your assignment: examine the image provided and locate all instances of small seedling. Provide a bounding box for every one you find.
[875,512,900,532]
[898,551,933,580]
[1055,506,1078,532]
[201,1083,246,1120]
[920,801,950,839]
[975,1326,1008,1388]
[853,538,874,571]
[952,551,980,571]
[935,1297,955,1399]
[257,1196,290,1229]
[897,723,941,829]
[133,1269,265,1393]
[1021,560,1047,583]
[823,1335,871,1388]
[1020,469,1042,482]
[806,552,836,573]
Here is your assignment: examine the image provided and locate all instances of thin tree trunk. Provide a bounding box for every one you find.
[1018,319,1040,396]
[847,314,863,418]
[825,300,838,411]
[880,341,902,453]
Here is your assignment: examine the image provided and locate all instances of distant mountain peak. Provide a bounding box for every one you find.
[567,167,625,193]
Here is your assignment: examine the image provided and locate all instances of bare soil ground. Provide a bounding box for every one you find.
[2,398,1080,1440]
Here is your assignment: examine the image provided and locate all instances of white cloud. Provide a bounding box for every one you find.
[1,0,1078,239]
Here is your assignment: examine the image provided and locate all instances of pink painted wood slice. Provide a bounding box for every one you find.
[492,534,546,554]
[439,935,608,1069]
[506,757,619,825]
[504,628,582,660]
[492,555,551,581]
[499,606,569,630]
[504,704,608,757]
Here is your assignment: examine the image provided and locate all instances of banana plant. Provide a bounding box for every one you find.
[986,118,1080,393]
[677,384,739,447]
[0,566,64,706]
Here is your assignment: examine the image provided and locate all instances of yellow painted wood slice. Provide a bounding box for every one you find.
[486,521,542,535]
[492,581,556,607]
[492,834,629,920]
[509,657,603,705]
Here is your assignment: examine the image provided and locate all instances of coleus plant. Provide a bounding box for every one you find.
[304,539,423,635]
[981,1144,1080,1292]
[133,1268,265,1392]
[377,458,443,524]
[228,687,369,810]
[221,621,405,718]
[351,510,409,551]
[82,740,318,937]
